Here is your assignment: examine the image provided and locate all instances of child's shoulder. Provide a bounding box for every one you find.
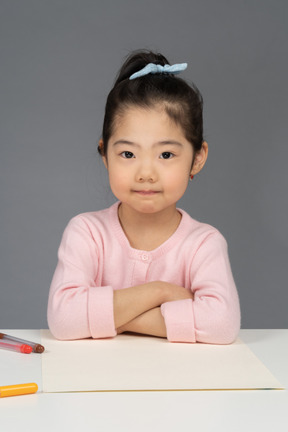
[65,202,118,232]
[179,208,227,245]
[72,205,112,222]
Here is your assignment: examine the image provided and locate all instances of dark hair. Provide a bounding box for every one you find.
[98,50,204,158]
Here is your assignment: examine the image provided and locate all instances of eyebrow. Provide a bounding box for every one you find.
[113,140,139,147]
[158,140,184,147]
[112,140,184,147]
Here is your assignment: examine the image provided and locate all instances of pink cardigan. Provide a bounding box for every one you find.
[48,202,240,343]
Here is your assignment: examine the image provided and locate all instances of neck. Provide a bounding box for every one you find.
[118,203,182,250]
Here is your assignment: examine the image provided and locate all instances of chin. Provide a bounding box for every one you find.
[127,202,160,214]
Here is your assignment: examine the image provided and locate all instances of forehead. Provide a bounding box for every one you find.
[111,105,186,140]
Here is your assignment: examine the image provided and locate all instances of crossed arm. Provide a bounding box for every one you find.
[114,282,193,338]
[48,217,240,343]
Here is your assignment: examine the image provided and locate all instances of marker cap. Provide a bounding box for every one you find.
[20,344,33,354]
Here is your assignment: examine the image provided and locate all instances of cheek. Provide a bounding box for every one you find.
[108,169,130,192]
[165,163,191,186]
[174,174,190,192]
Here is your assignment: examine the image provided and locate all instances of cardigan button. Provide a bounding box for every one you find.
[141,254,149,261]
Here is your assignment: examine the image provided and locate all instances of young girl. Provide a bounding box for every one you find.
[48,50,240,344]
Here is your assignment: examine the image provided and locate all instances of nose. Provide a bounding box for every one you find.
[136,160,157,183]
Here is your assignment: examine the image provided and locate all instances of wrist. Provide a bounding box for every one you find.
[150,281,169,304]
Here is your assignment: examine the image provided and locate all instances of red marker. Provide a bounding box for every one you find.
[0,333,44,353]
[0,340,32,354]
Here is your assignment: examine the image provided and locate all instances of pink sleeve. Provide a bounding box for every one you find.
[47,216,116,340]
[161,233,240,344]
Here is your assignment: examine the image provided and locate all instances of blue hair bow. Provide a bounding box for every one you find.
[129,63,187,80]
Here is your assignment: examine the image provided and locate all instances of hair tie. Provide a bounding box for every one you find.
[129,63,187,80]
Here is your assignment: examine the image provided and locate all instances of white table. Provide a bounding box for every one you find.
[1,329,287,431]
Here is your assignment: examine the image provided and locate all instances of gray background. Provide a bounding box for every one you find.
[1,0,287,329]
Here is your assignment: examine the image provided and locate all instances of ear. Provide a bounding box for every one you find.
[99,139,108,169]
[191,141,208,176]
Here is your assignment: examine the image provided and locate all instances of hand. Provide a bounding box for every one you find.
[113,281,193,330]
[117,307,167,338]
[155,281,194,303]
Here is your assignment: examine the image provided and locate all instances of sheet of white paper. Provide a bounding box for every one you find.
[41,330,283,392]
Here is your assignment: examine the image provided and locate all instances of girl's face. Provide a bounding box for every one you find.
[102,106,207,216]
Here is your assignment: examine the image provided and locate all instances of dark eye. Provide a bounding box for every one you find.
[121,151,135,159]
[160,152,174,159]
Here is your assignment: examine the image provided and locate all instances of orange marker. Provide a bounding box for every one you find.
[0,383,38,398]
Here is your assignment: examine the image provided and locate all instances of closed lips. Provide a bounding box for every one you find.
[134,190,160,194]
